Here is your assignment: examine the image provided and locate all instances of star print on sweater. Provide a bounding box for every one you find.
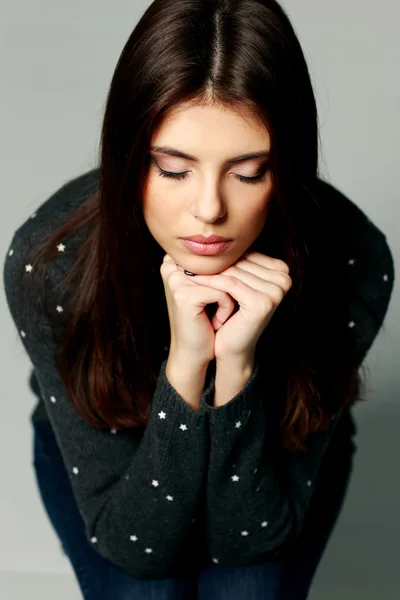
[2,169,395,578]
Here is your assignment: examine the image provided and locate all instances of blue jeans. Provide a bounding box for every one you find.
[32,419,356,599]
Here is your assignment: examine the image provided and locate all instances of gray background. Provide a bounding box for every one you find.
[1,1,398,598]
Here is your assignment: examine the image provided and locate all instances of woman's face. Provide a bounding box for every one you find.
[142,101,274,275]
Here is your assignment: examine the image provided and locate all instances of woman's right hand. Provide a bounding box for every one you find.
[160,254,235,366]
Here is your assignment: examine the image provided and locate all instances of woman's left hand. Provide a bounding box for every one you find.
[184,252,292,362]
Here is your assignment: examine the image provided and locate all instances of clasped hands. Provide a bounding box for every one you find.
[178,251,292,364]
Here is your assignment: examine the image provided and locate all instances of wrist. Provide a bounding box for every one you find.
[216,352,255,374]
[165,356,209,412]
[167,350,210,375]
[214,356,255,408]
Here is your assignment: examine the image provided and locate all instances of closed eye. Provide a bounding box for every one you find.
[156,165,269,185]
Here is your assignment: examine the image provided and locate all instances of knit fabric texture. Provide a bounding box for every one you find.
[3,169,395,579]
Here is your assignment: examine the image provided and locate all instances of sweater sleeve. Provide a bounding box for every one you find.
[3,230,212,580]
[200,234,395,568]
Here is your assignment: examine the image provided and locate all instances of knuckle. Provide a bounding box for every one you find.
[163,270,180,290]
[227,275,240,287]
[160,262,169,276]
[160,255,175,274]
[264,288,283,308]
[280,273,293,291]
[274,259,290,274]
[173,289,188,306]
[260,297,274,314]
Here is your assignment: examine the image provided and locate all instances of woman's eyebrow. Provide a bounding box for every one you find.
[149,146,270,164]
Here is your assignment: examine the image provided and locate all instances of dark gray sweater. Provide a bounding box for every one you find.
[3,170,395,579]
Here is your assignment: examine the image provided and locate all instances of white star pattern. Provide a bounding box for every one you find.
[7,236,391,567]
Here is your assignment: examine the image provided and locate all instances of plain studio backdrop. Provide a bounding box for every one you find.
[0,1,398,598]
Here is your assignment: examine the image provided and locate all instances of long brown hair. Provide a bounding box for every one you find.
[17,0,366,452]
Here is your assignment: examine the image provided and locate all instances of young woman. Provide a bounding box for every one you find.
[3,0,394,598]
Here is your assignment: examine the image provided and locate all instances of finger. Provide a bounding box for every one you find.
[188,286,235,322]
[189,274,257,312]
[166,269,235,323]
[161,255,185,279]
[190,270,291,306]
[229,264,292,295]
[243,252,290,274]
[213,299,239,329]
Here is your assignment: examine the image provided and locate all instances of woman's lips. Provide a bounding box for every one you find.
[180,239,232,255]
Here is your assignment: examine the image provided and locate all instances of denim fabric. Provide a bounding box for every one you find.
[32,419,356,599]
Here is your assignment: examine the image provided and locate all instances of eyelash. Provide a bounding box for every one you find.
[156,166,269,185]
